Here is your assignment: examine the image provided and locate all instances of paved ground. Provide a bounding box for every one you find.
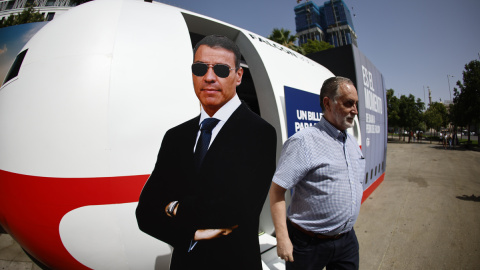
[356,138,480,270]
[0,234,41,270]
[1,138,479,269]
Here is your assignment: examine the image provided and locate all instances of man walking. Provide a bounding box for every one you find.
[270,76,365,269]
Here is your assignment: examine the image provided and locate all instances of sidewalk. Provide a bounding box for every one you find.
[355,139,480,269]
[0,233,40,270]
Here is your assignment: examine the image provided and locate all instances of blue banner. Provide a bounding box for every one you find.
[284,86,322,137]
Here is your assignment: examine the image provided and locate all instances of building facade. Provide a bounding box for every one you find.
[0,0,88,22]
[295,0,357,47]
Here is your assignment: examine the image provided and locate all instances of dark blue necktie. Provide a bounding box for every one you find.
[193,118,220,170]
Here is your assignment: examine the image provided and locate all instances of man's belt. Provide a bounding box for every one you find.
[289,219,345,240]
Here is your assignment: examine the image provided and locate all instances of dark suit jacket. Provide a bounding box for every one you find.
[136,103,277,270]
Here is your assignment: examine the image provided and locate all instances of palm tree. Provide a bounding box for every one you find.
[267,28,304,54]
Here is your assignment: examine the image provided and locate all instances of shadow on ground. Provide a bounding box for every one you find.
[456,194,480,202]
[387,137,479,152]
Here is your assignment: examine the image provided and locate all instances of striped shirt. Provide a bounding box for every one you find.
[273,117,365,235]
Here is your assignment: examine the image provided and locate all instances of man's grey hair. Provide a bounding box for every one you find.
[319,76,354,111]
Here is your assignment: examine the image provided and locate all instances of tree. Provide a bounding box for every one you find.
[413,98,425,129]
[0,5,45,28]
[267,28,304,54]
[386,89,400,136]
[301,39,334,54]
[424,102,447,135]
[398,94,424,141]
[451,60,480,144]
[386,89,424,141]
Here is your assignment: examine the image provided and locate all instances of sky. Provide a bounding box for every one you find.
[0,22,47,86]
[157,0,480,105]
[1,0,479,104]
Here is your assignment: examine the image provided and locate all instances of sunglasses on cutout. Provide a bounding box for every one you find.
[191,63,235,78]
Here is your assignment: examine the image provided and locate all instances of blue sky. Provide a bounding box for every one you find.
[0,22,47,86]
[1,0,479,105]
[159,0,480,105]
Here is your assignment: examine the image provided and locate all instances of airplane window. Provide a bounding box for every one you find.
[3,49,28,85]
[46,12,55,21]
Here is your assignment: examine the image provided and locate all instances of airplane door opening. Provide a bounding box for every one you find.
[182,10,282,238]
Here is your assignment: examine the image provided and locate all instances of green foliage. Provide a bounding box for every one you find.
[0,5,45,28]
[301,39,334,54]
[450,59,480,142]
[424,102,447,132]
[386,89,400,129]
[386,89,424,133]
[267,28,304,54]
[417,122,427,132]
[267,28,335,55]
[268,28,297,46]
[398,94,424,131]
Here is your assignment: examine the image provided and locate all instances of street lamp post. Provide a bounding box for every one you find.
[423,85,426,108]
[447,74,455,147]
[447,74,454,101]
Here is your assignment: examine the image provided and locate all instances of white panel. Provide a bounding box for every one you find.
[107,0,198,176]
[260,233,285,270]
[59,202,172,270]
[0,1,346,269]
[236,31,334,142]
[0,0,199,177]
[0,0,122,177]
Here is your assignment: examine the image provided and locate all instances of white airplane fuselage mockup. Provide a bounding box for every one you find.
[0,0,386,269]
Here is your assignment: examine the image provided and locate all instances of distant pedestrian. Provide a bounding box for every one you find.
[443,134,447,149]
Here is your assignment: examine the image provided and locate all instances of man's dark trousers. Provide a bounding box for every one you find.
[286,220,359,270]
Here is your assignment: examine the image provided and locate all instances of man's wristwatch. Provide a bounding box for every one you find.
[166,201,179,217]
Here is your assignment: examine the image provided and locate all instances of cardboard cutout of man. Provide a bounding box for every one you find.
[136,35,277,270]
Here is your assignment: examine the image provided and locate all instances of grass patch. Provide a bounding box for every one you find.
[458,139,478,145]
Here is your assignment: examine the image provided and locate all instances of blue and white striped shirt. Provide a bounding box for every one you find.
[273,117,365,235]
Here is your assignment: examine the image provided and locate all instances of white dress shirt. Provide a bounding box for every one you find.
[194,94,241,152]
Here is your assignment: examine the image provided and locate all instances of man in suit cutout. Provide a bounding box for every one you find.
[136,35,277,270]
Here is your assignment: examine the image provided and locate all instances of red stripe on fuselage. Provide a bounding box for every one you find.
[0,169,149,270]
[361,172,385,204]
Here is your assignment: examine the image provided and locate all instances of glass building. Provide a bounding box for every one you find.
[0,0,90,22]
[294,0,357,47]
